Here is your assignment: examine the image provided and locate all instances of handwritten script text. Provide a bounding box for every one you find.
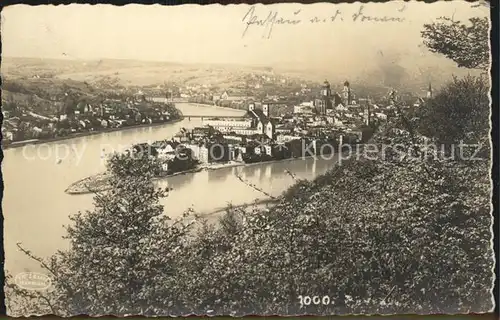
[241,5,407,39]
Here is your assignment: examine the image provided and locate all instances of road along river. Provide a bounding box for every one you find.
[4,103,344,276]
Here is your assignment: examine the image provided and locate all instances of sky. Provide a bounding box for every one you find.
[1,1,489,74]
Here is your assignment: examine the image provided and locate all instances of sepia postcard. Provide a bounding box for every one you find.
[1,1,495,316]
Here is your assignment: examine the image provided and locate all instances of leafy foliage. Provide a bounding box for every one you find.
[7,152,194,316]
[107,151,163,179]
[171,126,493,315]
[416,75,490,145]
[421,16,489,70]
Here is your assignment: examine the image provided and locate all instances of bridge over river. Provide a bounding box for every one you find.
[183,114,247,120]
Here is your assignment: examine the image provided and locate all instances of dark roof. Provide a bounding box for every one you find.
[262,100,289,105]
[344,80,350,87]
[251,108,270,124]
[332,94,343,107]
[279,122,295,129]
[268,118,278,125]
[415,97,426,104]
[248,133,270,141]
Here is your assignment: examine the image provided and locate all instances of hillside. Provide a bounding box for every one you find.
[2,57,280,88]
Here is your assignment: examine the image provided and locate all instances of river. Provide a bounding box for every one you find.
[4,103,341,276]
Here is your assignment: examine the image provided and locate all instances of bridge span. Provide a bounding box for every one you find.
[183,115,247,120]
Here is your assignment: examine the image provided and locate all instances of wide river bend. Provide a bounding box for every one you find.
[4,103,342,275]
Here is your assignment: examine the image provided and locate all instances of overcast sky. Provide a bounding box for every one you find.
[1,1,488,72]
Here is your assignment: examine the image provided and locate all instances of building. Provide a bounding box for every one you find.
[204,102,276,139]
[294,101,315,115]
[413,97,426,108]
[218,91,255,102]
[202,118,253,130]
[248,102,276,139]
[427,82,433,98]
[342,80,352,106]
[146,96,168,104]
[363,104,371,126]
[206,142,231,163]
[198,145,209,163]
[276,134,301,143]
[134,91,147,102]
[156,143,177,160]
[2,129,14,141]
[275,123,294,135]
[314,80,333,115]
[191,127,212,139]
[332,93,345,109]
[413,84,433,108]
[223,135,244,143]
[201,116,261,136]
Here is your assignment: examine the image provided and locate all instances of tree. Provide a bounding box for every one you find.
[421,16,489,70]
[107,150,163,178]
[7,152,194,316]
[416,75,490,145]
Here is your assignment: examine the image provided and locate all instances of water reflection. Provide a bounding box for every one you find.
[270,162,281,178]
[264,164,272,180]
[238,164,257,179]
[207,167,232,183]
[158,171,196,191]
[254,167,262,180]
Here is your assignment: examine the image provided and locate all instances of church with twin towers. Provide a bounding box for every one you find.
[314,80,356,115]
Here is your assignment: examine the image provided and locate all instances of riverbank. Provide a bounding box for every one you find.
[199,197,279,217]
[2,117,184,150]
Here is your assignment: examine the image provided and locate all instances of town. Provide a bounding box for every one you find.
[1,88,182,145]
[3,70,434,181]
[128,79,432,175]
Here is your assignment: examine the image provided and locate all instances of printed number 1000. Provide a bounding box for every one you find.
[298,295,332,307]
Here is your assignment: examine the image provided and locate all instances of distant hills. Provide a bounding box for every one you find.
[1,57,278,88]
[2,56,480,95]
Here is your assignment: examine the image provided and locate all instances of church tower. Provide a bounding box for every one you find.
[316,80,331,115]
[363,103,371,126]
[263,103,269,117]
[389,89,397,105]
[342,80,351,106]
[322,80,332,97]
[427,82,433,98]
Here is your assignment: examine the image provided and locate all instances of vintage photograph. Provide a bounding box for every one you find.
[2,1,494,316]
